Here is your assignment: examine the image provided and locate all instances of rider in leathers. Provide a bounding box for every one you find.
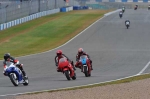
[3,53,27,78]
[54,50,76,72]
[75,48,93,72]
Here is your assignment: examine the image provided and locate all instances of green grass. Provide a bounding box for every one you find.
[0,10,112,59]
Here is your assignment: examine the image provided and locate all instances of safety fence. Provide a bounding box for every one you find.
[0,0,80,24]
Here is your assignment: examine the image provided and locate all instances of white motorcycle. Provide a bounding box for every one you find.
[125,21,130,29]
[4,62,29,86]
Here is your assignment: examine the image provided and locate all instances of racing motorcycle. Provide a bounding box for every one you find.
[4,62,29,86]
[134,6,137,10]
[119,13,123,18]
[58,58,76,80]
[122,9,125,13]
[125,21,130,29]
[78,55,91,77]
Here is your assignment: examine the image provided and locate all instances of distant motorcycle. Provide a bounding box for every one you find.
[5,62,29,86]
[119,13,123,18]
[79,55,92,77]
[134,5,138,10]
[125,21,130,29]
[58,58,76,80]
[122,9,125,13]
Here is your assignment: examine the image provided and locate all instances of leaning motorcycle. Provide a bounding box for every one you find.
[79,55,91,77]
[4,63,29,86]
[58,58,76,80]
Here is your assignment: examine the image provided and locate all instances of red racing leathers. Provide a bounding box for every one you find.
[55,54,76,72]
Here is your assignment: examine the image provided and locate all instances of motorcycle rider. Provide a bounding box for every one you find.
[3,53,27,78]
[55,50,76,72]
[134,5,138,10]
[125,20,130,25]
[122,6,125,12]
[125,20,130,29]
[75,48,93,72]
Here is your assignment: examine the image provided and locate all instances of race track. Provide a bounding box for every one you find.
[1,9,150,97]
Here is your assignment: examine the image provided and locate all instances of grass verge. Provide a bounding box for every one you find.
[0,10,112,59]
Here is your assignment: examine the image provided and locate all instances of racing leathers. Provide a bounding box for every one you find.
[54,54,76,72]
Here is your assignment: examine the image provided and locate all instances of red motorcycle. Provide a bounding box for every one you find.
[58,58,76,80]
[76,55,91,77]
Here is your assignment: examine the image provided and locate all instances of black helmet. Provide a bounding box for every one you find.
[4,53,10,61]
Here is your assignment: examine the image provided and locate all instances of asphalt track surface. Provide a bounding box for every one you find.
[1,9,150,98]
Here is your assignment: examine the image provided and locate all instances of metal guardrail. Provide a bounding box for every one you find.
[1,0,149,24]
[0,0,80,24]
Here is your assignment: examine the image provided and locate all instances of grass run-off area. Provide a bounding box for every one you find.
[0,9,112,59]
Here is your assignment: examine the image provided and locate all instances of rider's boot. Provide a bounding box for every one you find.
[71,61,76,70]
[91,65,93,70]
[22,70,27,79]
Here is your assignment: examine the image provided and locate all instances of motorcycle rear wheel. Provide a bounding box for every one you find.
[23,77,29,86]
[72,73,76,80]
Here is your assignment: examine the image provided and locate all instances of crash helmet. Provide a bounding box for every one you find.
[78,48,84,54]
[56,50,62,56]
[4,53,10,61]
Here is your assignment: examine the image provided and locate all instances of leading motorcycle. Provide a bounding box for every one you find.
[58,58,76,80]
[4,62,29,86]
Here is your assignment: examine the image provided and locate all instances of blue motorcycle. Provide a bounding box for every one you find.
[4,63,29,86]
[79,55,91,77]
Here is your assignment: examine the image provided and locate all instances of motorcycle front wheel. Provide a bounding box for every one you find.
[10,73,19,86]
[64,70,71,80]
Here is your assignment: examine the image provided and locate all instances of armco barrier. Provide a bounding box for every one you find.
[60,7,67,12]
[60,6,73,12]
[0,8,61,31]
[73,6,89,10]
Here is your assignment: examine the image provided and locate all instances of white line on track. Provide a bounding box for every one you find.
[136,61,150,75]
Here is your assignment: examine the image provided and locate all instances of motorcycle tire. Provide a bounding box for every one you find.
[84,66,89,77]
[23,77,29,86]
[10,73,19,86]
[127,26,129,29]
[72,73,76,80]
[64,70,71,80]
